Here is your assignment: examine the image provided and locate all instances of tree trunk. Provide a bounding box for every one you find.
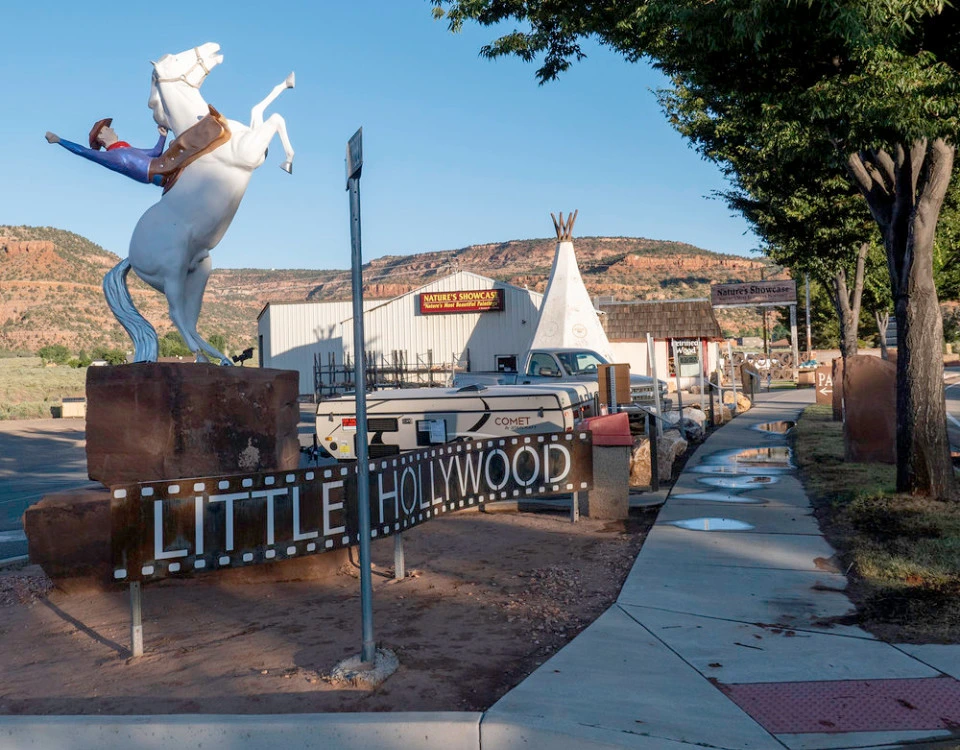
[875,310,890,360]
[828,243,868,360]
[847,140,954,498]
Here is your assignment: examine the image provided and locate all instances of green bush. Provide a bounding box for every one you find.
[159,331,192,357]
[37,344,70,365]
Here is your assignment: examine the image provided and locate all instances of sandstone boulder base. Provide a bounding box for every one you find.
[658,432,689,481]
[843,354,896,463]
[22,488,111,588]
[832,357,844,421]
[629,437,652,486]
[723,390,752,414]
[86,363,300,486]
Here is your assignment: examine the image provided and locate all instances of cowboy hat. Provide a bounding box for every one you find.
[88,118,113,149]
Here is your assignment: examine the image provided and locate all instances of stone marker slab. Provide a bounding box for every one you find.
[842,355,896,463]
[831,357,844,421]
[86,363,300,486]
[814,365,833,406]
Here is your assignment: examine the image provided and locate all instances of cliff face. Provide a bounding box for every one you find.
[0,226,772,354]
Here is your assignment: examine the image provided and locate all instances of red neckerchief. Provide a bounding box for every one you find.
[106,141,131,151]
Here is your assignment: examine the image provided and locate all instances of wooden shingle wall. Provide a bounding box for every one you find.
[600,299,724,341]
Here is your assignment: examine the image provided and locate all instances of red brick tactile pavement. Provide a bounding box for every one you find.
[720,676,960,734]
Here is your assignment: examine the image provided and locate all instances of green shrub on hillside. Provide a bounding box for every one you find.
[37,344,70,365]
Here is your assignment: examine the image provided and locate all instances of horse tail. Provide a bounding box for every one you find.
[103,259,158,363]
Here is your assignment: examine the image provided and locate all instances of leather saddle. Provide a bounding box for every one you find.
[149,105,231,194]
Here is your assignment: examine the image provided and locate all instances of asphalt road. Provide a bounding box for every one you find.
[0,405,322,564]
[946,374,960,453]
[0,418,96,561]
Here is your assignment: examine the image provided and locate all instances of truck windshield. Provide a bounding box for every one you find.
[556,351,607,375]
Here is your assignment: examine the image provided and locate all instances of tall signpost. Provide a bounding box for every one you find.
[712,279,800,380]
[346,128,376,666]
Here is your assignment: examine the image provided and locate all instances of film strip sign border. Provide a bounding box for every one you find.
[111,430,593,583]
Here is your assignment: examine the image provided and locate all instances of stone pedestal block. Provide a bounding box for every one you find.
[831,358,844,421]
[23,488,112,588]
[86,363,300,486]
[579,445,630,520]
[843,354,896,463]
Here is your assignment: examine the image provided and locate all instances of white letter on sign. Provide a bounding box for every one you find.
[543,444,571,483]
[209,492,249,551]
[323,481,345,536]
[292,487,319,541]
[154,500,188,560]
[251,488,287,545]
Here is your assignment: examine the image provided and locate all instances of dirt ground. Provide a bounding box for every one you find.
[0,505,657,715]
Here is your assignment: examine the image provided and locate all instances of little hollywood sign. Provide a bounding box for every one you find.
[111,430,593,582]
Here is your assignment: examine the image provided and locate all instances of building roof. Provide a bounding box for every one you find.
[599,298,724,341]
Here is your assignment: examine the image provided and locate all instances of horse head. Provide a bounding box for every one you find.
[150,43,222,132]
[152,43,223,90]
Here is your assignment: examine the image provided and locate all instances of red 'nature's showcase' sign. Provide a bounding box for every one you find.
[419,289,505,314]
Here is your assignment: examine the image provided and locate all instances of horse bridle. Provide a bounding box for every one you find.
[152,47,212,89]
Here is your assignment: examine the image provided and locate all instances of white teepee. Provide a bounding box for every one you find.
[529,211,614,361]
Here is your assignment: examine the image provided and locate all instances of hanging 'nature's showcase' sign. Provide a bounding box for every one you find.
[111,431,593,583]
[711,280,798,307]
[418,288,505,314]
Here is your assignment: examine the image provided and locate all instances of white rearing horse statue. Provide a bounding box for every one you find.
[104,42,294,364]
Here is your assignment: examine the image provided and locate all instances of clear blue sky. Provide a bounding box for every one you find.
[1,1,759,271]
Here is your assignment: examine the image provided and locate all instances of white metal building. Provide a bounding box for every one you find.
[257,299,383,392]
[258,271,544,394]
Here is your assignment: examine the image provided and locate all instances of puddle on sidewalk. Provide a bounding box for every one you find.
[752,420,796,434]
[690,447,795,477]
[670,491,766,504]
[698,475,779,489]
[667,517,755,531]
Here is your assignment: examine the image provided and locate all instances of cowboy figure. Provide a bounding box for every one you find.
[45,119,167,185]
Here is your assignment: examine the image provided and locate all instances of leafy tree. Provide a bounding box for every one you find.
[37,344,70,365]
[659,80,878,359]
[433,0,960,497]
[159,331,191,358]
[208,333,229,357]
[92,346,128,365]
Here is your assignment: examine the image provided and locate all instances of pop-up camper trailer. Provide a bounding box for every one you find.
[315,382,598,461]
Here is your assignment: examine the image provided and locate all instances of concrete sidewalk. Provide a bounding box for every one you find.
[484,389,960,749]
[4,390,960,749]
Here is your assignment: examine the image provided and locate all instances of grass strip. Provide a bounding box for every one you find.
[795,404,960,643]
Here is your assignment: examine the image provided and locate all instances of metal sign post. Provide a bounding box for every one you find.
[346,127,376,667]
[646,333,663,438]
[698,339,706,416]
[129,581,143,658]
[727,340,738,406]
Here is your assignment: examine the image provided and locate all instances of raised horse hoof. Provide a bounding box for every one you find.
[286,72,295,89]
[280,161,293,174]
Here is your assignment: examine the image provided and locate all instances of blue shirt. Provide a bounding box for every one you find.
[58,133,167,184]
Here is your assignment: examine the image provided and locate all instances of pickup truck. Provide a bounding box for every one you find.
[454,347,668,407]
